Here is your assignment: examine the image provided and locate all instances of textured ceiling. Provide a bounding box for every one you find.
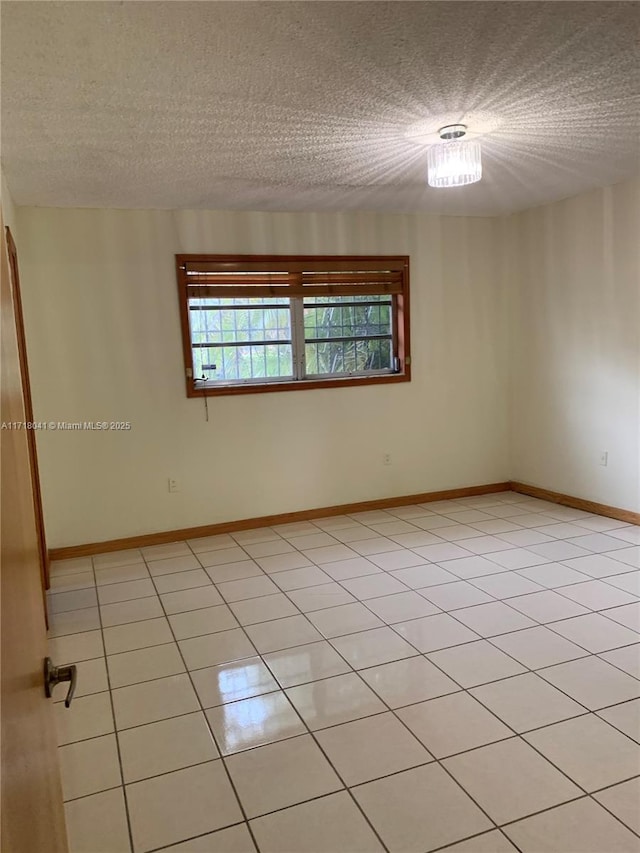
[1,1,639,215]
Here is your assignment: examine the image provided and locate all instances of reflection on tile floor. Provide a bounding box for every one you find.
[47,491,640,852]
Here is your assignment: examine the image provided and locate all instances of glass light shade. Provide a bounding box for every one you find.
[427,139,482,188]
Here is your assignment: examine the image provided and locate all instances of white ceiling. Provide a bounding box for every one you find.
[1,1,638,215]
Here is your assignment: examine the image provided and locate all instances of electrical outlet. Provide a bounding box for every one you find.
[168,478,180,493]
[599,451,608,467]
[383,453,392,466]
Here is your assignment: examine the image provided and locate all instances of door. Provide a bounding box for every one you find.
[5,225,50,594]
[1,214,68,851]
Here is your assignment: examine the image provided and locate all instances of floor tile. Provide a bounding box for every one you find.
[49,571,96,593]
[594,777,640,835]
[102,617,173,654]
[48,588,98,614]
[389,563,458,589]
[317,711,432,785]
[147,554,201,576]
[307,602,383,638]
[443,737,581,824]
[100,597,163,628]
[331,626,418,669]
[64,788,131,853]
[141,542,192,561]
[263,641,352,688]
[470,572,544,599]
[233,527,280,545]
[256,552,314,573]
[364,591,440,623]
[97,579,156,605]
[332,525,381,543]
[93,549,143,570]
[319,556,381,580]
[340,573,409,600]
[95,562,150,587]
[600,643,640,678]
[518,563,591,588]
[359,655,459,707]
[604,601,640,630]
[538,656,640,710]
[204,559,264,584]
[610,547,640,569]
[507,589,589,623]
[505,797,640,852]
[420,580,495,611]
[525,713,640,791]
[453,601,536,637]
[439,555,509,580]
[55,692,114,745]
[428,640,526,688]
[349,538,404,556]
[286,582,356,612]
[498,529,557,547]
[196,547,247,568]
[389,531,444,549]
[51,556,94,576]
[107,642,185,688]
[245,615,323,653]
[160,585,225,614]
[186,533,237,553]
[59,733,121,801]
[352,763,492,853]
[444,830,518,852]
[457,535,514,555]
[127,760,242,852]
[112,673,199,729]
[491,626,588,668]
[48,629,104,663]
[191,656,279,707]
[439,524,485,542]
[160,824,256,852]
[369,549,428,570]
[179,628,257,670]
[597,698,640,743]
[271,565,333,591]
[52,658,108,701]
[226,734,342,818]
[119,711,219,782]
[49,606,101,637]
[286,531,340,550]
[217,576,281,603]
[526,540,592,561]
[243,539,294,558]
[168,605,238,639]
[304,544,359,563]
[566,534,630,553]
[393,613,479,652]
[370,519,423,536]
[229,593,299,625]
[398,691,511,758]
[153,569,212,594]
[206,690,305,754]
[550,612,639,652]
[249,790,384,853]
[471,672,585,732]
[561,554,634,578]
[413,543,472,562]
[286,672,386,730]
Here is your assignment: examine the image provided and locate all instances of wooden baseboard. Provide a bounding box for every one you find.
[49,481,511,560]
[509,481,640,526]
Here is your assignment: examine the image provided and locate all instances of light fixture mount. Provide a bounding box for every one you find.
[438,124,467,141]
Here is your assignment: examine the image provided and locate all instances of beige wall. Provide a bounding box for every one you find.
[509,178,640,512]
[16,207,509,547]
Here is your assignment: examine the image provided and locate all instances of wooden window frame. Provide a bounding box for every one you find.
[176,254,411,397]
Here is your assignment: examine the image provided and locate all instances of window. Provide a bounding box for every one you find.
[176,254,410,396]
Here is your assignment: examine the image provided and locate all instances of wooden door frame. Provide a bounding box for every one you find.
[5,226,50,594]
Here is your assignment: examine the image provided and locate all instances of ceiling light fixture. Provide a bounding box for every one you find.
[427,124,482,188]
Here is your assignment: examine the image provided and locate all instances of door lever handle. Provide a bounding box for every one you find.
[44,657,77,708]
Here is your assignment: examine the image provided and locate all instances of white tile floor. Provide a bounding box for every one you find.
[47,491,640,853]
